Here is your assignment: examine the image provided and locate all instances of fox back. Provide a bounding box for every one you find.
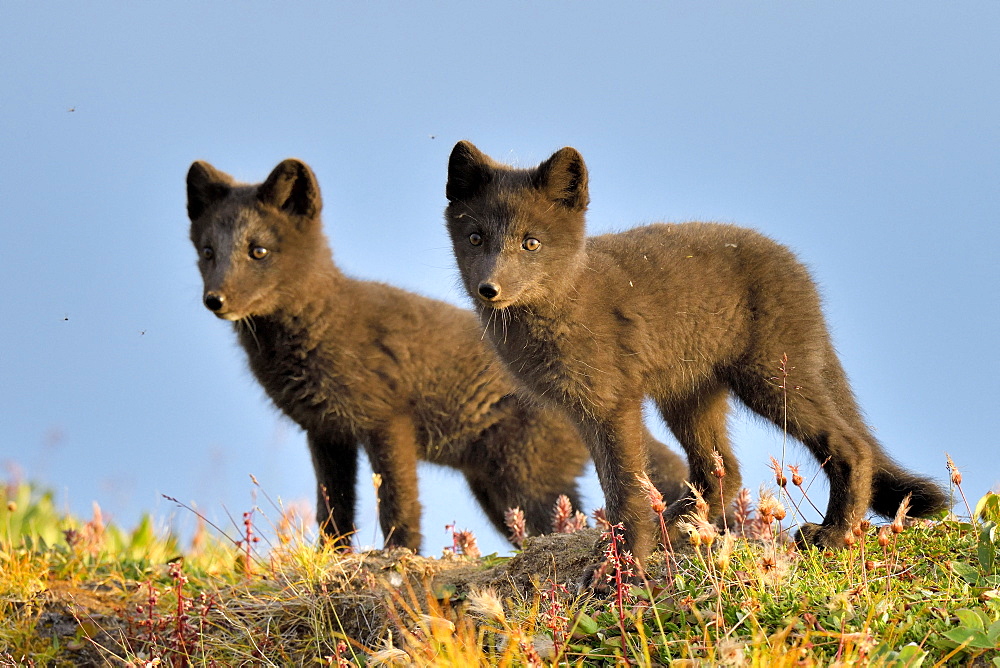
[445,141,946,574]
[187,158,687,552]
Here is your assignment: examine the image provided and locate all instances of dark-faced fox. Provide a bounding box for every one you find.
[186,158,687,552]
[445,141,947,573]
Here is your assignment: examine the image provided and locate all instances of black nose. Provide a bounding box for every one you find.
[204,293,224,312]
[478,282,501,300]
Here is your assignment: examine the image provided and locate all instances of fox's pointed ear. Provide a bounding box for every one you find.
[257,159,322,219]
[186,161,234,220]
[534,147,589,211]
[447,141,493,202]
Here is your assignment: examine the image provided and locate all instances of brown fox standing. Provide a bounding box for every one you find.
[186,158,687,552]
[445,141,947,575]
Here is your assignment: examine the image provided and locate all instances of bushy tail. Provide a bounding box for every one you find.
[870,457,949,519]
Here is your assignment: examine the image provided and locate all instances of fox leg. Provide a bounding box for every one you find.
[643,431,689,507]
[364,415,423,551]
[579,401,656,571]
[463,414,587,542]
[730,362,875,549]
[818,343,948,519]
[307,432,359,549]
[657,382,739,527]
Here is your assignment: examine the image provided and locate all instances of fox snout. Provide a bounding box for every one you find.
[477,281,502,302]
[203,291,241,320]
[204,292,225,313]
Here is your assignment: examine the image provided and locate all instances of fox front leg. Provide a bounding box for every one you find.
[364,415,423,552]
[307,432,359,549]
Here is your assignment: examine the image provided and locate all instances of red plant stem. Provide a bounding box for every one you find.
[607,524,632,664]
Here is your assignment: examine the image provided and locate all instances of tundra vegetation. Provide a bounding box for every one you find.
[1,455,998,666]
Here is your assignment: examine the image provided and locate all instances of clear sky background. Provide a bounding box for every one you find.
[2,3,997,556]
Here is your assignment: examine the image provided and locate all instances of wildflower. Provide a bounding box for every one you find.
[504,507,527,548]
[552,494,586,534]
[732,488,754,532]
[592,507,611,530]
[450,528,480,558]
[877,526,891,548]
[757,547,793,585]
[539,580,571,657]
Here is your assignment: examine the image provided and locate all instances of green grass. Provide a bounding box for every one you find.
[1,473,998,666]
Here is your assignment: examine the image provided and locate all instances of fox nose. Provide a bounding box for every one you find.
[204,293,225,312]
[478,282,501,301]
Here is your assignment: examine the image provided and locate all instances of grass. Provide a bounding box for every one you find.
[1,463,999,667]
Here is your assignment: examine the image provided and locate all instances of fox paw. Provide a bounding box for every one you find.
[795,522,851,550]
[576,560,645,597]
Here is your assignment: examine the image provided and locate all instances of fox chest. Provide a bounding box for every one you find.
[496,318,628,416]
[244,336,378,434]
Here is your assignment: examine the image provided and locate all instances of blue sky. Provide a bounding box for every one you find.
[2,3,997,556]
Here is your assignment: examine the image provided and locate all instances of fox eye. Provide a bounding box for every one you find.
[523,238,541,251]
[201,247,214,260]
[250,246,269,260]
[469,233,483,246]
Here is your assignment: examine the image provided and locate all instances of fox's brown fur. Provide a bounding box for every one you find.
[186,158,687,552]
[445,141,947,573]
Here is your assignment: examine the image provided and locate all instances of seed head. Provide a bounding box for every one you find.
[678,520,701,547]
[891,494,911,534]
[715,533,736,572]
[685,482,711,521]
[843,530,856,548]
[769,456,788,488]
[757,487,782,525]
[637,472,667,514]
[945,453,962,486]
[788,464,804,487]
[465,586,506,623]
[712,450,726,479]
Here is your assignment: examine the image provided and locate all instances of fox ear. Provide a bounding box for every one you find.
[257,159,322,219]
[534,147,589,211]
[447,141,493,202]
[186,161,234,220]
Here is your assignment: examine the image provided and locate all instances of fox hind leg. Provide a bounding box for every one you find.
[656,382,740,527]
[729,359,877,549]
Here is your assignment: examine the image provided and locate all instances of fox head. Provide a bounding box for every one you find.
[186,159,329,321]
[445,141,590,311]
